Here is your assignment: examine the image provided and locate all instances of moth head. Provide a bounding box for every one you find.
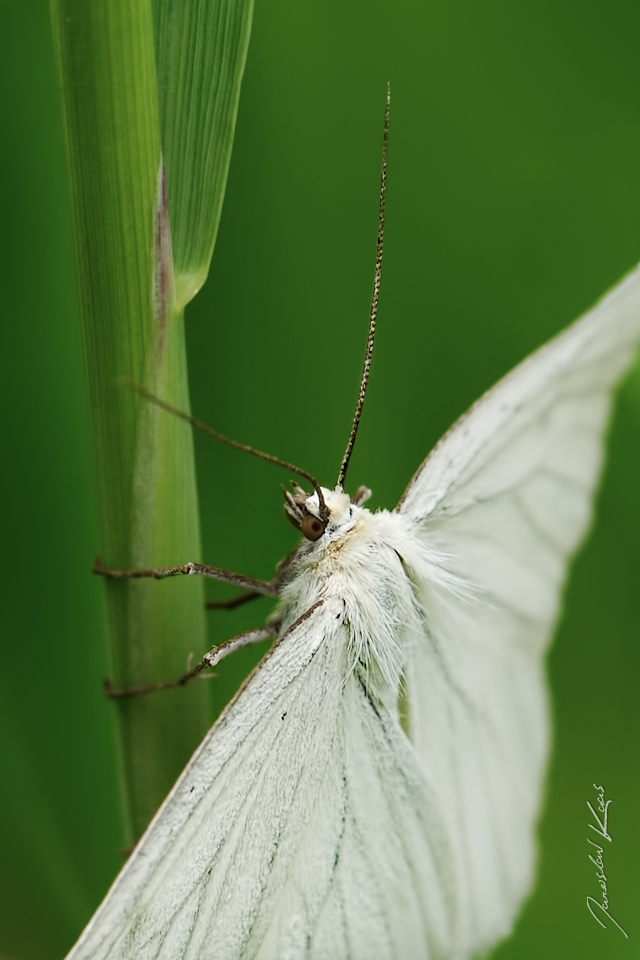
[283,484,354,541]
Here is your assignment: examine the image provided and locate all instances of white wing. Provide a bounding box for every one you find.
[397,265,640,955]
[67,597,458,960]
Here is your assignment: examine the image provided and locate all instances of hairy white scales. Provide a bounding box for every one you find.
[278,490,458,697]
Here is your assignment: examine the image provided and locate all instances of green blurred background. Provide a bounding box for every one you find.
[1,0,639,957]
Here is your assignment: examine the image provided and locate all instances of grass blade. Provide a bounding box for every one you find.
[153,0,254,305]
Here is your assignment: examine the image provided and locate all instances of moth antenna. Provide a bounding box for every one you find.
[337,84,389,491]
[125,380,328,521]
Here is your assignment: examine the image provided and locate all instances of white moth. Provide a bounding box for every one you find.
[69,96,640,960]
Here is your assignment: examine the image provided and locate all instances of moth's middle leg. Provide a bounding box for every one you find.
[104,618,282,699]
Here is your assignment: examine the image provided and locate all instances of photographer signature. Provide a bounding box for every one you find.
[587,783,627,938]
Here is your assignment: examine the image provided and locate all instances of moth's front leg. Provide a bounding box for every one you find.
[93,556,280,597]
[94,542,301,608]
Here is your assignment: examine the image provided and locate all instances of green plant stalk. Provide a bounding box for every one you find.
[50,0,210,843]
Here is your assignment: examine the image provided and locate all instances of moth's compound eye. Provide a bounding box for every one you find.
[301,514,327,541]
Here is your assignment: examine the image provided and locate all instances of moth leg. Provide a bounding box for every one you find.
[206,591,262,611]
[204,544,301,611]
[93,556,278,597]
[104,623,279,699]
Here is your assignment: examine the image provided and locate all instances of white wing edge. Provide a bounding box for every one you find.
[396,263,640,519]
[66,598,343,959]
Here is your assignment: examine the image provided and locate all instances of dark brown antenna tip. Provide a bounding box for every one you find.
[337,85,390,490]
[123,379,328,521]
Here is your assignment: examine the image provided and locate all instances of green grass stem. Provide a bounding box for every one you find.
[49,0,253,842]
